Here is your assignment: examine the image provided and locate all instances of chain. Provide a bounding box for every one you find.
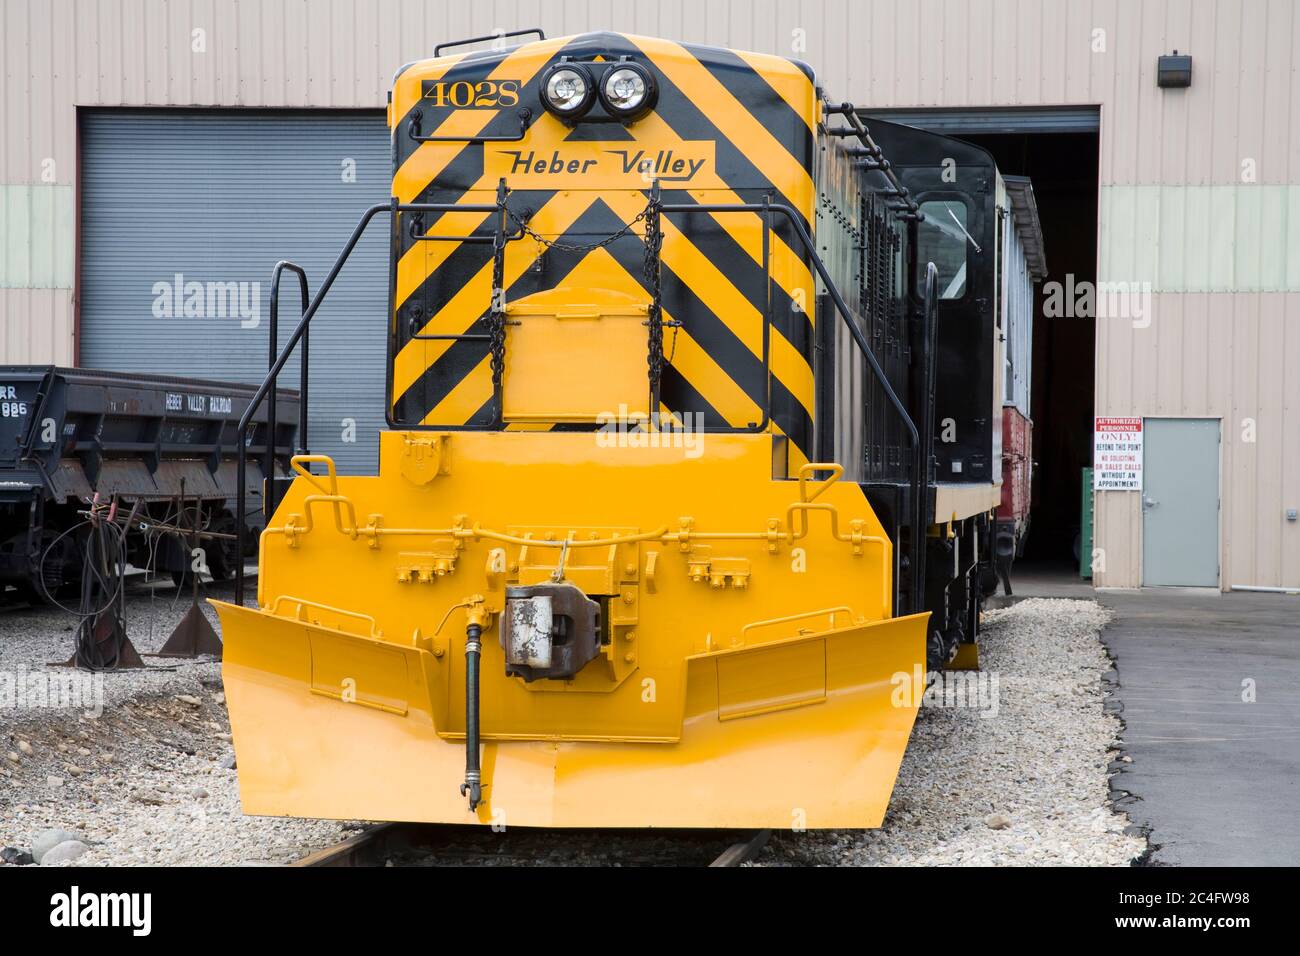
[489,187,667,406]
[506,205,652,255]
[488,181,509,397]
[643,183,665,398]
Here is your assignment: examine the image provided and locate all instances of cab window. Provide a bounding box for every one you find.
[916,199,970,299]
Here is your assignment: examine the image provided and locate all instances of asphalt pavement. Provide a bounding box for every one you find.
[995,561,1300,866]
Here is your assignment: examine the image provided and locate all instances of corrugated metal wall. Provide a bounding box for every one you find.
[3,0,1298,586]
[79,110,390,474]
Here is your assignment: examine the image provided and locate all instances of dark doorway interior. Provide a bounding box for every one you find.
[950,130,1099,562]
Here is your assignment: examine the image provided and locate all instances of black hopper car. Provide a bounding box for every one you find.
[0,366,298,604]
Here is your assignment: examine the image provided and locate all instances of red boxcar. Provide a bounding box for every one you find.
[993,407,1033,594]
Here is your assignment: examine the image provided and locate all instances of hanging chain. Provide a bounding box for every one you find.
[487,183,669,407]
[488,180,510,397]
[643,182,666,398]
[506,205,652,255]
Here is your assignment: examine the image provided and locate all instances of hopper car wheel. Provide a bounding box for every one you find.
[12,579,65,607]
[204,512,240,582]
[170,510,238,587]
[926,629,946,671]
[171,564,215,589]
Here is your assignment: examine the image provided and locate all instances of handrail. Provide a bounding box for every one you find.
[740,606,853,638]
[660,199,926,613]
[918,262,940,608]
[233,197,523,606]
[659,200,919,451]
[234,201,392,605]
[823,101,923,221]
[408,108,532,145]
[433,28,545,57]
[233,194,935,613]
[266,261,310,521]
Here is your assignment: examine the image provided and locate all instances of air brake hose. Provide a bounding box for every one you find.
[461,623,483,811]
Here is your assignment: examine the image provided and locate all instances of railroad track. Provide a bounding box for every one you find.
[294,823,771,868]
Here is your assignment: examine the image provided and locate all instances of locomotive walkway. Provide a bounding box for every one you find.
[1006,564,1300,866]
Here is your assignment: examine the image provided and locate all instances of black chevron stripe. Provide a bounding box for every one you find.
[659,365,729,430]
[415,31,813,229]
[396,199,641,422]
[405,143,486,210]
[395,34,813,313]
[607,35,812,230]
[396,191,815,425]
[660,189,813,365]
[390,33,818,458]
[395,188,556,318]
[394,198,812,457]
[691,46,815,174]
[463,393,498,429]
[393,60,499,171]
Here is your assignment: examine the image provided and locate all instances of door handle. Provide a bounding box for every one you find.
[1143,496,1159,509]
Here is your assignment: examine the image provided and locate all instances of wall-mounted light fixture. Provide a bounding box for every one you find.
[1157,50,1192,88]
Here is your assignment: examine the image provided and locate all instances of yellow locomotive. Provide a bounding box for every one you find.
[215,29,1023,829]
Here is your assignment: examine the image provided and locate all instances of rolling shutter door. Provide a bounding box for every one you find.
[79,109,391,475]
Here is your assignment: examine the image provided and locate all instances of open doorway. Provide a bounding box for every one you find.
[961,129,1098,563]
[867,108,1100,568]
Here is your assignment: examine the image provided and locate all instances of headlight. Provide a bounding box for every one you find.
[599,64,656,120]
[540,65,595,118]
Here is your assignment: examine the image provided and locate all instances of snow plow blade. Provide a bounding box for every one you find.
[211,598,927,829]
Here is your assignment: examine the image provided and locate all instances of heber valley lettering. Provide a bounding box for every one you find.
[498,148,708,182]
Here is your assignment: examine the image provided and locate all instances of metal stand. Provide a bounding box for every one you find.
[156,492,224,659]
[55,498,147,670]
[156,602,224,658]
[55,611,147,669]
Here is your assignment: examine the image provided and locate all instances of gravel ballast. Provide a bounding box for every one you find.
[3,584,1142,866]
[0,581,352,866]
[763,597,1146,866]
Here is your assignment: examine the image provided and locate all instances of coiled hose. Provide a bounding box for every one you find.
[39,504,132,670]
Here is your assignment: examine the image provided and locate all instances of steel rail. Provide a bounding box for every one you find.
[294,823,772,867]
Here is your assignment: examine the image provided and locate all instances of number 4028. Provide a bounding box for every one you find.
[423,79,521,108]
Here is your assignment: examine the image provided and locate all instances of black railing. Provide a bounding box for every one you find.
[659,199,929,612]
[917,261,940,611]
[267,261,311,507]
[824,101,923,221]
[433,27,544,57]
[233,197,520,606]
[233,190,934,613]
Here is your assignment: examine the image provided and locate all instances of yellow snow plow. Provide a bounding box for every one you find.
[212,432,926,828]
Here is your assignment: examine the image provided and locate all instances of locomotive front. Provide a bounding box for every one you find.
[211,31,928,829]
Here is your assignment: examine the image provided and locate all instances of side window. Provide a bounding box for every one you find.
[916,199,970,299]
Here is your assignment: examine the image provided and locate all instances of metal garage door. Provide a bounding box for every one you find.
[79,109,391,475]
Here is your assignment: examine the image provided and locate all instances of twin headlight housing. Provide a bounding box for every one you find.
[539,61,657,122]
